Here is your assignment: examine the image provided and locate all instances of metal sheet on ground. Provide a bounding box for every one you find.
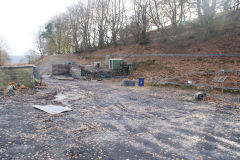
[34,105,72,114]
[212,76,228,83]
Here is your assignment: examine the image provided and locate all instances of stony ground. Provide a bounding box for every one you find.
[0,76,240,160]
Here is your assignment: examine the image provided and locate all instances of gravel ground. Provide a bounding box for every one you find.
[0,76,240,160]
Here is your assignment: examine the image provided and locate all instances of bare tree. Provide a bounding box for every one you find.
[196,0,217,25]
[108,0,125,47]
[24,49,40,64]
[53,14,72,54]
[37,0,239,55]
[92,0,110,48]
[81,1,96,51]
[148,0,168,31]
[36,28,46,58]
[130,0,149,44]
[67,4,82,53]
[119,4,129,46]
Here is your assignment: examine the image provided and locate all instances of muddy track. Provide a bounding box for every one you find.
[0,77,239,160]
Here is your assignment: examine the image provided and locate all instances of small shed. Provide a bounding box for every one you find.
[0,65,37,89]
[109,59,123,70]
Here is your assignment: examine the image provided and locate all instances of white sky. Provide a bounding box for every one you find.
[0,0,78,56]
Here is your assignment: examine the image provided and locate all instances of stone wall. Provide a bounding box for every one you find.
[52,64,71,75]
[0,65,35,89]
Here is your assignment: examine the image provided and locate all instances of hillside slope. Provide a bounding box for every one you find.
[38,10,240,90]
[82,9,240,56]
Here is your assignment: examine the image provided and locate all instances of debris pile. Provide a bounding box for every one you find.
[0,78,46,96]
[52,59,132,81]
[194,92,208,101]
[3,81,28,96]
[0,65,39,89]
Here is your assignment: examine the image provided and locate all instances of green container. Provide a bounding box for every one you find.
[109,59,123,70]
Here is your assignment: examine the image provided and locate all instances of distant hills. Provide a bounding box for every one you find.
[10,56,24,64]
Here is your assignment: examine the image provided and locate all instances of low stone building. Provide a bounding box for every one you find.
[0,65,38,89]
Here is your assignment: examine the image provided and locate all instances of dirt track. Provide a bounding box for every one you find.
[0,77,240,160]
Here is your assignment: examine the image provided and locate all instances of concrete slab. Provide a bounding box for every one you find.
[34,105,72,114]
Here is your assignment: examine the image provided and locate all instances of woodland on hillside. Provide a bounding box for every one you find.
[0,40,10,65]
[37,0,240,56]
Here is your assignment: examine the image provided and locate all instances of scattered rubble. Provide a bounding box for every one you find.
[7,82,17,95]
[1,73,239,159]
[52,57,132,81]
[93,62,101,69]
[52,75,75,81]
[194,92,208,101]
[3,81,28,96]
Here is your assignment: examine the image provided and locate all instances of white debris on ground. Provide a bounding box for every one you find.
[34,105,72,114]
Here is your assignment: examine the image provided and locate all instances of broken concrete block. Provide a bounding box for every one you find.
[121,80,135,86]
[52,64,71,75]
[93,62,101,69]
[70,67,82,79]
[194,92,207,101]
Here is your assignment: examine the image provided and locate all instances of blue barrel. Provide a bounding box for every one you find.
[138,78,144,87]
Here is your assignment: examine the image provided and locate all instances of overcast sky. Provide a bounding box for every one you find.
[0,0,78,56]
